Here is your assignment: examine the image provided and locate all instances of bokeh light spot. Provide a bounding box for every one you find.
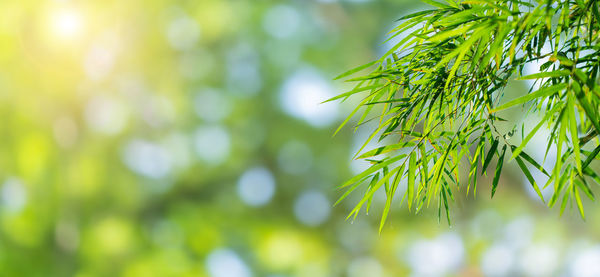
[406,233,464,276]
[280,67,338,127]
[0,178,27,214]
[194,125,231,166]
[123,139,172,179]
[293,190,330,226]
[481,244,515,277]
[206,248,252,277]
[237,167,276,207]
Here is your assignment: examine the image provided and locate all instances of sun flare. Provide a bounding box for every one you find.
[49,7,83,40]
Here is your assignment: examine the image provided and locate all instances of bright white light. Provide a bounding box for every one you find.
[122,139,172,179]
[280,67,338,127]
[237,167,276,207]
[50,8,83,40]
[481,244,516,276]
[293,190,330,226]
[194,125,231,166]
[570,247,600,277]
[0,178,27,214]
[206,248,252,277]
[406,233,464,276]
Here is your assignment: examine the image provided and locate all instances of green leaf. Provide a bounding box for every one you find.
[467,138,484,197]
[441,188,451,225]
[421,0,453,9]
[582,144,600,170]
[348,165,403,221]
[323,84,382,103]
[572,76,600,135]
[575,178,595,201]
[338,154,406,189]
[517,69,570,80]
[574,182,585,220]
[334,60,378,80]
[567,95,582,174]
[491,144,507,198]
[365,173,381,215]
[492,83,567,113]
[356,143,414,159]
[512,147,550,176]
[398,9,439,21]
[482,138,499,174]
[408,152,416,211]
[379,164,405,233]
[515,156,545,202]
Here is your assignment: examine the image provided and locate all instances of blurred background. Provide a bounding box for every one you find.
[1,0,600,276]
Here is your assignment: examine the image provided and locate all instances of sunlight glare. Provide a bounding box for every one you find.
[50,8,84,40]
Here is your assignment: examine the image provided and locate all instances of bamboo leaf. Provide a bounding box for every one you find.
[334,61,378,80]
[379,165,405,233]
[515,156,545,202]
[482,138,499,174]
[492,83,567,112]
[567,95,582,174]
[338,154,405,189]
[491,144,507,198]
[574,185,585,220]
[408,152,416,211]
[582,144,600,170]
[517,69,570,80]
[323,84,382,103]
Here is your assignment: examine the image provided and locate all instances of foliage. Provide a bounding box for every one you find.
[331,0,600,229]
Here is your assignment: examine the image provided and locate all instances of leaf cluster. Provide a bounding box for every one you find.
[330,0,600,229]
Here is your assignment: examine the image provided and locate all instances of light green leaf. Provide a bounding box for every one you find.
[492,83,567,113]
[517,69,570,80]
[334,60,378,80]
